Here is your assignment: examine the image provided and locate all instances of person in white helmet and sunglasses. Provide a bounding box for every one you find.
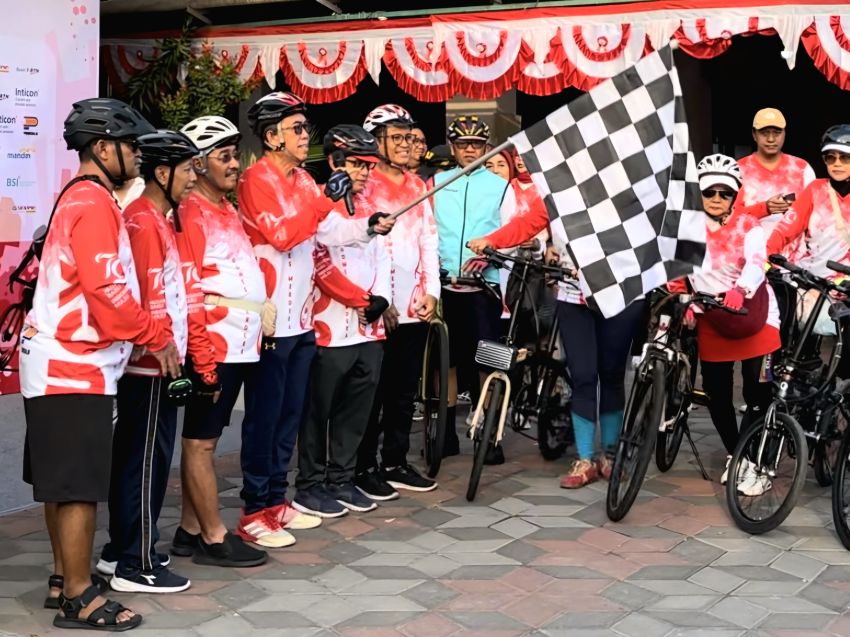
[170,115,270,567]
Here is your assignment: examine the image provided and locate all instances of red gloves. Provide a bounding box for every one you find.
[723,287,746,311]
[666,278,688,294]
[462,258,489,275]
[684,305,697,329]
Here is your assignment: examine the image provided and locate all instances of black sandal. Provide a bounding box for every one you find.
[44,574,110,610]
[52,583,142,631]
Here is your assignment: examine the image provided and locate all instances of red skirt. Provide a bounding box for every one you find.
[697,317,780,363]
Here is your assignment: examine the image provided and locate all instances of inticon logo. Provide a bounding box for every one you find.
[0,115,16,124]
[15,88,38,98]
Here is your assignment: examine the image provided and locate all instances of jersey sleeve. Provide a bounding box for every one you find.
[486,202,550,249]
[238,171,319,252]
[738,225,768,293]
[316,207,370,247]
[313,243,371,308]
[69,206,170,352]
[420,200,442,299]
[499,182,518,225]
[766,183,815,257]
[735,186,769,219]
[175,207,217,380]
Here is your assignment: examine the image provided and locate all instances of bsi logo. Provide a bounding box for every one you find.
[7,176,35,187]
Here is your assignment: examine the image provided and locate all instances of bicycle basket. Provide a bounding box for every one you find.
[474,340,518,372]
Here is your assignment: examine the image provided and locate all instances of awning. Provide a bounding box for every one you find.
[101,1,850,104]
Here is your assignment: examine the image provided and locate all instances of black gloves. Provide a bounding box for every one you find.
[368,212,392,235]
[364,295,389,323]
[324,170,352,202]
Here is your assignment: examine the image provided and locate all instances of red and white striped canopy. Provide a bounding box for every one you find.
[102,1,850,104]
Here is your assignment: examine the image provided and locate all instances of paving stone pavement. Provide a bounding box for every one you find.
[2,406,850,636]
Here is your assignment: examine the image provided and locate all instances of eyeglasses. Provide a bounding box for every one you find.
[382,133,415,146]
[823,153,850,166]
[208,150,240,164]
[280,121,314,136]
[411,137,427,147]
[701,188,735,200]
[119,138,141,152]
[345,158,375,172]
[453,140,486,150]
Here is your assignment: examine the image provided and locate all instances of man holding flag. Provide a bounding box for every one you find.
[468,43,705,488]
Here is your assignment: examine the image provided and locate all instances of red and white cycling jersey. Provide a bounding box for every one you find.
[312,197,391,347]
[123,195,189,376]
[176,191,264,375]
[20,178,169,397]
[362,169,440,324]
[238,157,370,337]
[767,179,850,279]
[737,153,815,229]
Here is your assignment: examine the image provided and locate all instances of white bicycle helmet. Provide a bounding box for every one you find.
[363,104,414,134]
[697,153,742,192]
[181,115,241,154]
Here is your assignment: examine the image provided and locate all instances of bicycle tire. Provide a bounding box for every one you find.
[726,412,807,535]
[536,360,573,461]
[423,321,450,478]
[467,379,504,502]
[607,361,665,522]
[813,404,848,488]
[831,421,850,550]
[655,366,689,472]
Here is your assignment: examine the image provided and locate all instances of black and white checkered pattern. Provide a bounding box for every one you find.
[510,45,705,318]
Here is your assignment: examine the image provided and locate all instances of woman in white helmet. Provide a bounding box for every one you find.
[684,153,780,496]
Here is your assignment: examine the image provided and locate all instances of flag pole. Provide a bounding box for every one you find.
[386,140,514,221]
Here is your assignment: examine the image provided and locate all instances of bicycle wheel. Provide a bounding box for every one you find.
[655,365,690,472]
[607,361,665,522]
[422,321,449,478]
[726,411,807,535]
[467,379,503,502]
[537,361,573,460]
[831,423,850,550]
[814,403,848,487]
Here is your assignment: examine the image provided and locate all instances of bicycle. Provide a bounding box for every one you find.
[606,290,742,522]
[462,247,575,501]
[726,255,850,535]
[420,299,450,479]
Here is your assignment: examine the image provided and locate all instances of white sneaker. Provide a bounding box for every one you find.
[458,391,471,404]
[719,455,733,485]
[739,473,772,497]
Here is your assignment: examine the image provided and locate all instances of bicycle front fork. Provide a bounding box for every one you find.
[470,372,513,445]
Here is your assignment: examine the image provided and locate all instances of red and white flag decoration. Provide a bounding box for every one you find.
[101,3,850,103]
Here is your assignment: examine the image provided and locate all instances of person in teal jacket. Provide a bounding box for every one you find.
[432,115,516,460]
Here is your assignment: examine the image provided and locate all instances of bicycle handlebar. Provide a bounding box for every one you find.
[688,291,748,315]
[827,260,850,278]
[769,254,850,295]
[481,247,578,284]
[439,269,502,303]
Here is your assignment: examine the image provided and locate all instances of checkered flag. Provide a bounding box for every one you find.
[510,44,705,318]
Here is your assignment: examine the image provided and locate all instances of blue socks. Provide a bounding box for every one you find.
[572,413,595,460]
[600,410,624,453]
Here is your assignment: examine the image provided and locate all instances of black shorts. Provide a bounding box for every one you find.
[181,362,253,440]
[23,394,115,503]
[441,287,503,367]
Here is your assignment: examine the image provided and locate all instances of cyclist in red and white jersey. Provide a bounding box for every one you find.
[236,93,394,540]
[294,125,392,517]
[20,98,180,631]
[171,115,269,567]
[98,130,198,595]
[354,105,440,501]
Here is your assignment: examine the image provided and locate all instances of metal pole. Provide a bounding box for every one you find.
[387,139,514,221]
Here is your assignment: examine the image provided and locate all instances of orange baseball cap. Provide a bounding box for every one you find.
[753,108,786,130]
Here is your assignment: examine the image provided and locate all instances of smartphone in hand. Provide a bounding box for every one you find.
[783,193,796,203]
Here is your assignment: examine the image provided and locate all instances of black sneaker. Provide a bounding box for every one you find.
[484,444,505,466]
[96,553,171,576]
[192,532,268,568]
[382,464,437,492]
[293,486,349,519]
[110,565,191,594]
[327,482,378,512]
[171,527,200,557]
[355,467,400,501]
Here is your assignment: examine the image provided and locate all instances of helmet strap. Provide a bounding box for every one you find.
[89,140,128,187]
[155,167,182,231]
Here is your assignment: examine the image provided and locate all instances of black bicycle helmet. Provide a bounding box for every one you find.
[447,115,489,142]
[63,98,155,151]
[822,124,850,155]
[323,125,379,161]
[247,91,307,138]
[139,130,200,178]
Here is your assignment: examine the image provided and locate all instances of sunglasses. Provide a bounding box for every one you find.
[701,188,735,200]
[823,153,850,166]
[280,121,314,136]
[383,133,415,146]
[208,149,241,164]
[453,140,486,150]
[119,138,141,152]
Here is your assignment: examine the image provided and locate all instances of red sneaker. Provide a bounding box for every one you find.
[596,454,614,481]
[236,509,296,548]
[559,459,598,489]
